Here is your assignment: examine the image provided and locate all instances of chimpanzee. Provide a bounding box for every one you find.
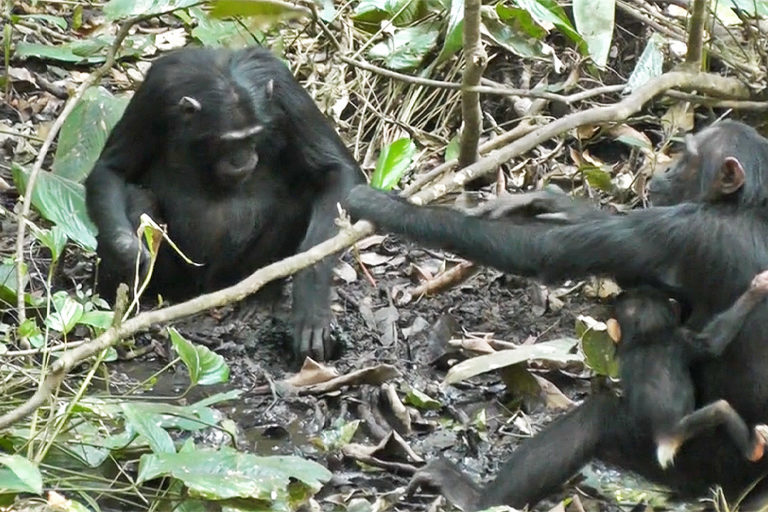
[347,120,768,509]
[612,281,768,470]
[85,47,363,361]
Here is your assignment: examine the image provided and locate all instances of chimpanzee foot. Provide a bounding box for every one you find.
[749,425,768,462]
[656,436,682,469]
[407,458,482,511]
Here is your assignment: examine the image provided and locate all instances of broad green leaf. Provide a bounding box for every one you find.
[625,33,664,92]
[577,315,619,377]
[353,0,393,24]
[436,0,464,63]
[13,163,97,251]
[53,87,129,183]
[0,454,43,494]
[728,0,768,16]
[104,0,200,20]
[137,447,331,500]
[210,0,311,27]
[11,14,68,29]
[78,310,114,330]
[482,7,543,59]
[573,0,615,67]
[14,42,105,64]
[34,226,68,263]
[169,327,230,386]
[444,338,581,384]
[0,262,34,308]
[370,138,417,190]
[368,21,441,70]
[514,0,585,51]
[46,290,85,334]
[496,4,547,39]
[185,7,260,46]
[14,35,151,63]
[122,403,177,454]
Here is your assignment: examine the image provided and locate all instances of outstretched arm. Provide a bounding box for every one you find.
[346,185,697,287]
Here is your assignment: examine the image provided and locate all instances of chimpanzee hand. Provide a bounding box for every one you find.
[102,228,151,285]
[407,458,481,511]
[469,187,605,224]
[292,268,335,361]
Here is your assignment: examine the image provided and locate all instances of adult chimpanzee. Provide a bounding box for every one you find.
[347,120,768,509]
[85,47,363,361]
[611,280,768,470]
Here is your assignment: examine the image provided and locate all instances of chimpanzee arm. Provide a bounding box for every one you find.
[346,185,697,287]
[686,270,768,358]
[85,72,165,274]
[292,167,361,360]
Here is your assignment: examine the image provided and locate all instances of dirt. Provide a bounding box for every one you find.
[93,233,706,512]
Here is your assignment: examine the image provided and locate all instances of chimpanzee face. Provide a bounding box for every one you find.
[170,85,269,187]
[649,126,747,207]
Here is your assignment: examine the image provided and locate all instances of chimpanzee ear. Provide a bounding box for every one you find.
[178,96,202,114]
[719,156,746,195]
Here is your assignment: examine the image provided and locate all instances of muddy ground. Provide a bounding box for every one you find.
[99,232,707,512]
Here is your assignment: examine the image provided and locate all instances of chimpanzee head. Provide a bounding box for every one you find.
[608,286,680,343]
[649,121,768,207]
[143,48,280,188]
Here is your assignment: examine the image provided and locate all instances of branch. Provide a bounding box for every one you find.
[408,71,748,205]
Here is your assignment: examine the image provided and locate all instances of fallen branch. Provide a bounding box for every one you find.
[408,71,748,206]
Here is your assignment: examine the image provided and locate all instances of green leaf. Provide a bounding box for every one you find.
[45,290,85,334]
[186,7,259,46]
[169,327,230,386]
[582,166,613,192]
[78,310,114,330]
[137,447,331,501]
[0,454,43,495]
[210,0,311,26]
[514,0,585,51]
[312,419,360,451]
[370,138,417,190]
[14,42,105,64]
[445,136,460,162]
[436,0,464,63]
[496,4,547,39]
[368,21,441,70]
[122,403,177,454]
[625,33,664,92]
[577,316,619,377]
[14,35,151,64]
[104,0,200,20]
[53,87,129,183]
[444,338,581,384]
[11,14,68,29]
[482,7,544,59]
[35,226,68,264]
[404,388,442,410]
[572,0,615,67]
[0,262,35,308]
[13,163,97,251]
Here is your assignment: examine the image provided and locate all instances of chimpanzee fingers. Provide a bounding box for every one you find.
[294,322,333,362]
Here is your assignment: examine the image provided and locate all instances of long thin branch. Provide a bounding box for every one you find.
[458,0,486,167]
